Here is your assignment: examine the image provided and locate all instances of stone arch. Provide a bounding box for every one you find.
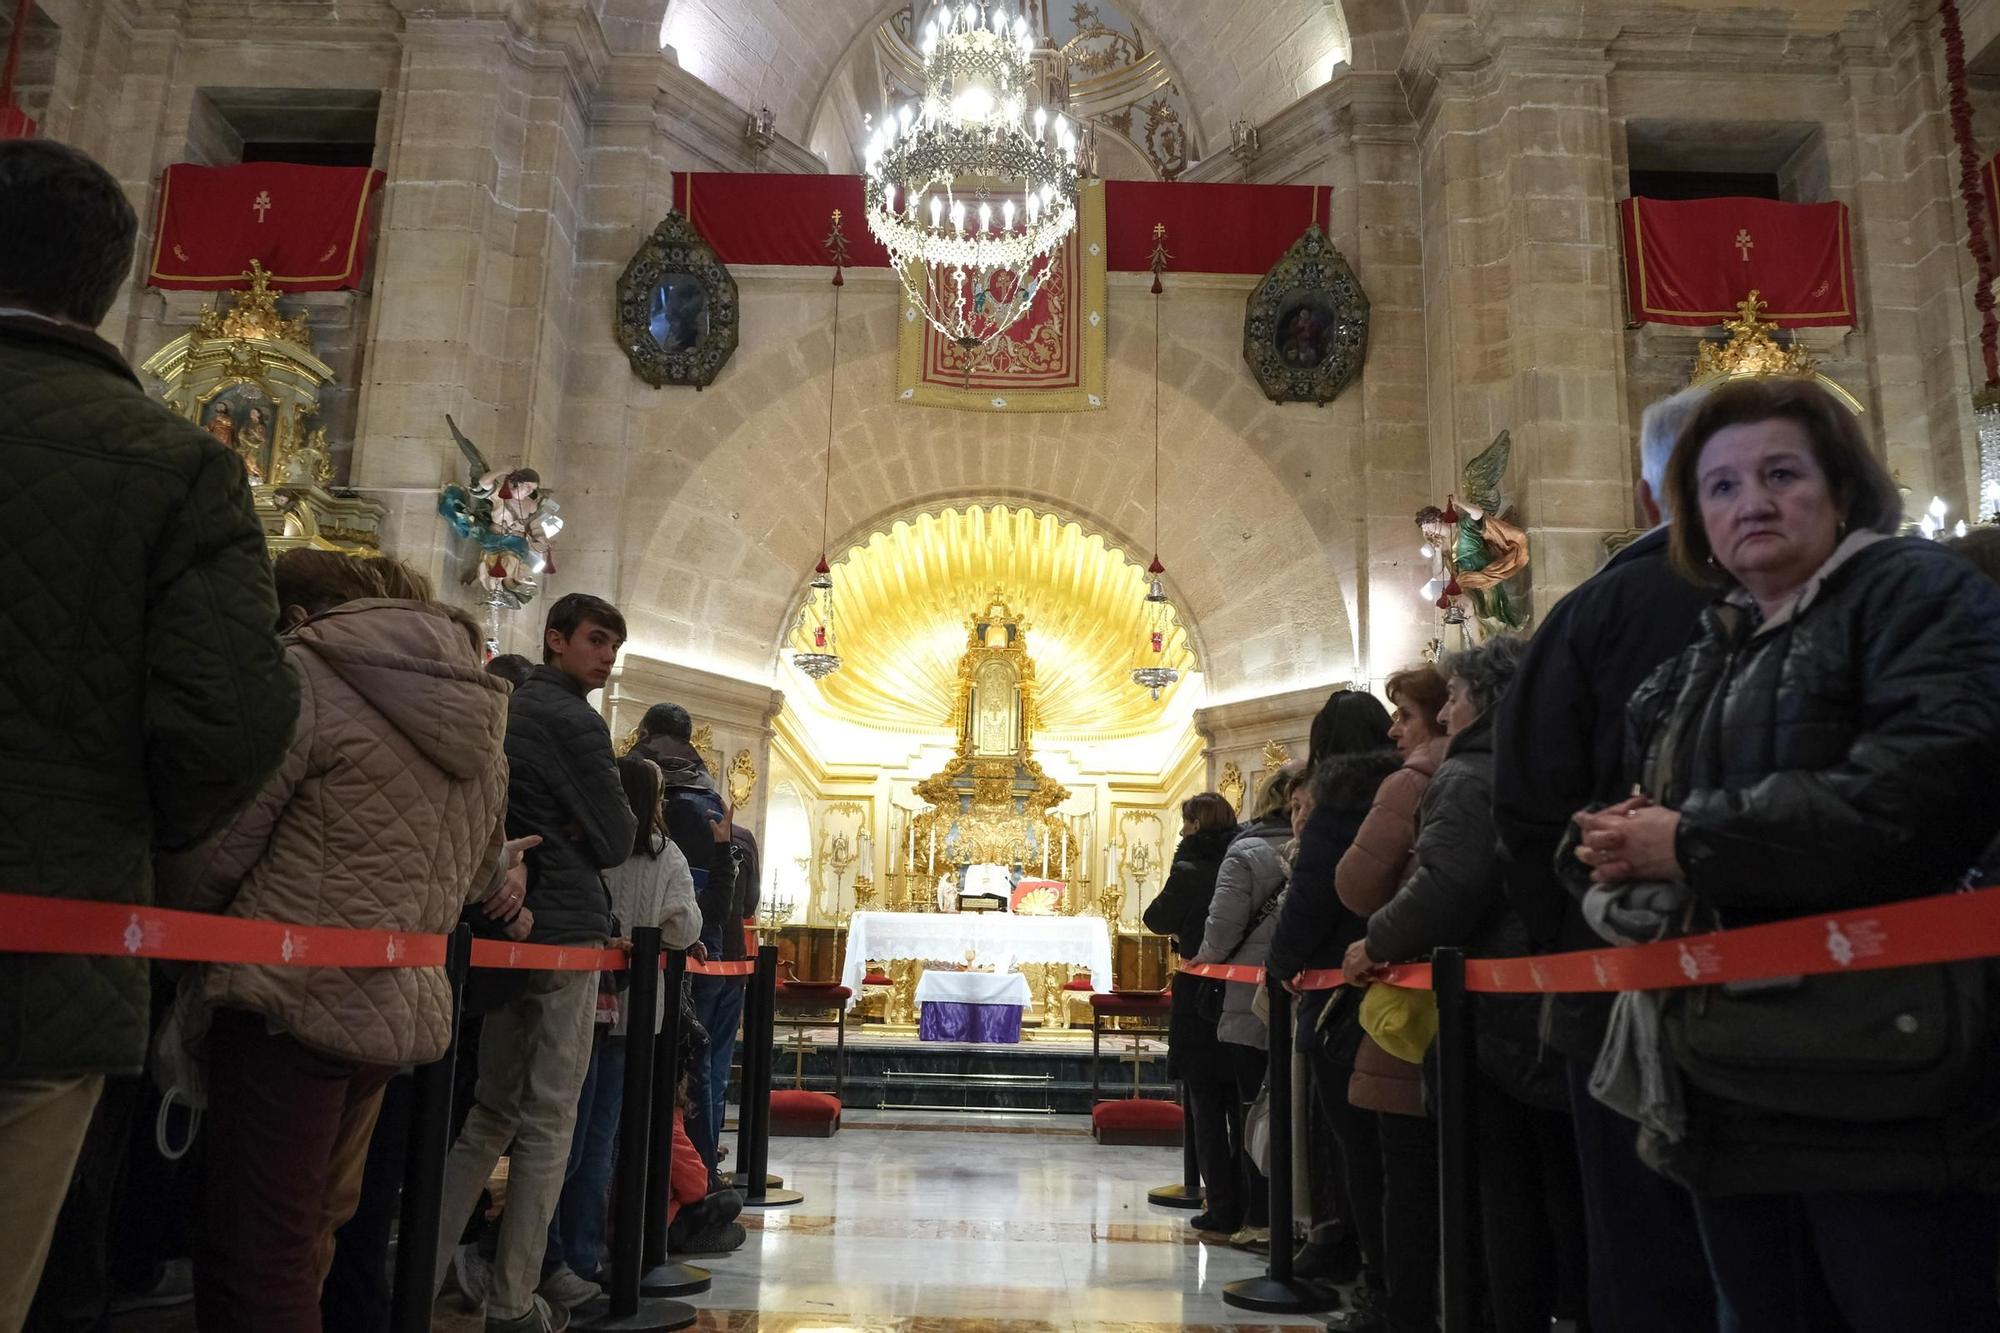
[616,273,1361,699]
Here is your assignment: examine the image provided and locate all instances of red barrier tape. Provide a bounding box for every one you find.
[0,893,764,976]
[0,892,446,968]
[12,886,1999,993]
[1182,885,2000,995]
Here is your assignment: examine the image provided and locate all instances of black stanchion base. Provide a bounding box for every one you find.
[728,1171,783,1190]
[1146,1183,1203,1209]
[639,1262,712,1298]
[577,1296,698,1331]
[739,1186,805,1209]
[1220,1275,1339,1315]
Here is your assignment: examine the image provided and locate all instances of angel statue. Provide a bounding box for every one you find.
[436,415,564,627]
[1419,430,1530,632]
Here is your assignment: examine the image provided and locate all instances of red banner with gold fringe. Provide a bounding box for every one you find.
[148,162,384,291]
[668,172,1327,275]
[1620,196,1854,327]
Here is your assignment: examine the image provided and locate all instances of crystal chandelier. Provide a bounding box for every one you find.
[862,2,1082,357]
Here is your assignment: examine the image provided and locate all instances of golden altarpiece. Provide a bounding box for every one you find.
[141,262,384,554]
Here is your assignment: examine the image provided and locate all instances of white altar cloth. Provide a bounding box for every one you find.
[840,910,1113,1009]
[914,970,1032,1008]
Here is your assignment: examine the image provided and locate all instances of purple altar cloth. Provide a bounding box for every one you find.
[918,1001,1023,1044]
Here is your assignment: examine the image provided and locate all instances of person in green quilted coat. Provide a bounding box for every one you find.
[0,140,297,1327]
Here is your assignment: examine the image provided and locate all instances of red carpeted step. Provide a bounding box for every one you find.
[769,1088,842,1138]
[1091,1097,1182,1146]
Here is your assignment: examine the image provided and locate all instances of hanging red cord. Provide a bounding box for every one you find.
[1941,0,2000,389]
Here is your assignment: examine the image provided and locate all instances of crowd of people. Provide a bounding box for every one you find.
[11,133,2000,1333]
[1149,377,2000,1333]
[0,141,754,1333]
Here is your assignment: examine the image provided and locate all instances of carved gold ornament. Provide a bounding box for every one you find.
[140,263,377,553]
[1261,740,1292,772]
[727,750,758,810]
[1689,291,1863,414]
[1219,761,1245,815]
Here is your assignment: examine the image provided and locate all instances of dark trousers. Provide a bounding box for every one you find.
[1470,1069,1588,1333]
[688,972,745,1183]
[1309,1044,1383,1287]
[195,1009,396,1333]
[1693,1188,2000,1333]
[1564,1057,1713,1333]
[1185,1062,1247,1228]
[1377,1108,1441,1333]
[319,1073,414,1333]
[550,1033,626,1279]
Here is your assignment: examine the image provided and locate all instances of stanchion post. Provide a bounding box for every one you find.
[1221,975,1333,1314]
[391,923,470,1333]
[1434,947,1475,1333]
[733,955,763,1189]
[739,945,803,1208]
[1147,1081,1204,1209]
[642,949,710,1297]
[587,925,695,1330]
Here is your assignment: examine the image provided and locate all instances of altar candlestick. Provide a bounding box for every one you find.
[1041,837,1049,879]
[1059,830,1068,880]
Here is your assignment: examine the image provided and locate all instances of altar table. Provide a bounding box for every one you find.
[839,910,1113,1009]
[915,970,1032,1044]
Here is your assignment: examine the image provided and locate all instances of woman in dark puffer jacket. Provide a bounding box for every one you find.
[1142,794,1241,1233]
[1574,378,2000,1331]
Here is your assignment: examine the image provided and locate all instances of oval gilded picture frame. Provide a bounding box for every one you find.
[1242,224,1370,406]
[615,209,739,389]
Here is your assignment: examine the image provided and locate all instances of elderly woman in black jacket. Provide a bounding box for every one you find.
[1142,793,1241,1236]
[1344,635,1587,1333]
[1574,378,2000,1332]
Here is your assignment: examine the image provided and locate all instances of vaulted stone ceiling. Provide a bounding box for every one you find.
[657,0,1351,171]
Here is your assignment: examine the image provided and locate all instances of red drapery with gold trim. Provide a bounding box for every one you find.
[148,163,384,291]
[1620,196,1854,328]
[670,172,1329,275]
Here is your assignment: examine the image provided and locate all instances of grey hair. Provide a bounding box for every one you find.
[1438,634,1529,716]
[1638,386,1709,517]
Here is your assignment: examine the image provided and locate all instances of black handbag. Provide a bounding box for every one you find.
[1664,960,1989,1124]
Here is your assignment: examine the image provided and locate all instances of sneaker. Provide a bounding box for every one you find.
[709,1187,744,1225]
[107,1258,194,1313]
[535,1263,601,1311]
[486,1294,571,1333]
[1229,1224,1271,1253]
[674,1219,748,1256]
[452,1243,496,1311]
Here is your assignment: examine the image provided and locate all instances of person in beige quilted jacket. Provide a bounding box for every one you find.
[157,552,511,1333]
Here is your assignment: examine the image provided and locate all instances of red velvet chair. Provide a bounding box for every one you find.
[771,980,850,1128]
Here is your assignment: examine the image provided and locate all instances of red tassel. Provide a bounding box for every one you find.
[1435,595,1452,610]
[1147,555,1165,575]
[831,268,845,288]
[1441,498,1460,525]
[1444,577,1462,597]
[815,555,831,575]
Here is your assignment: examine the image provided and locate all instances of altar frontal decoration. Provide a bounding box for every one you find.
[148,163,384,291]
[896,177,1105,412]
[1620,196,1853,327]
[438,415,564,656]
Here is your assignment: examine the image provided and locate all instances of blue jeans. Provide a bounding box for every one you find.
[1694,1187,2000,1333]
[688,969,745,1185]
[547,1033,624,1279]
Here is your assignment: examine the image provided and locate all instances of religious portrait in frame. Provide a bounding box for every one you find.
[614,210,739,389]
[1243,224,1370,406]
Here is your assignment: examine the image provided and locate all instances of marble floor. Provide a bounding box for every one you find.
[447,1111,1323,1332]
[114,1112,1324,1331]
